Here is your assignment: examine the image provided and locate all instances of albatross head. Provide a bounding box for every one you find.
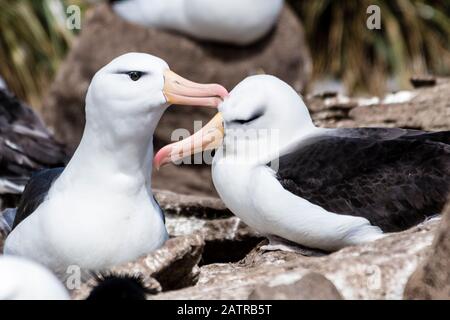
[85,53,228,141]
[154,75,315,168]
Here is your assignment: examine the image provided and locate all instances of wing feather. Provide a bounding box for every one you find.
[275,128,450,232]
[12,168,64,230]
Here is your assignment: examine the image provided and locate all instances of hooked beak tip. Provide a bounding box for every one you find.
[154,146,172,171]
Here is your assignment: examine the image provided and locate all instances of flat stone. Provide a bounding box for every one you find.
[249,272,343,300]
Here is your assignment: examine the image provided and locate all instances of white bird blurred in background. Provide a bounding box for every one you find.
[110,0,284,45]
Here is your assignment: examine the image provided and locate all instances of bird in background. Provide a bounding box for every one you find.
[110,0,284,45]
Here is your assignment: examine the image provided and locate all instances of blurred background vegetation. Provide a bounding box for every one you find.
[0,0,449,106]
[0,0,85,108]
[289,0,450,95]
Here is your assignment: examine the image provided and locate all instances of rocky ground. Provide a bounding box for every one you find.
[66,191,449,300]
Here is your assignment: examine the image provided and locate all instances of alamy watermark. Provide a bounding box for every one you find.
[169,122,281,170]
[367,5,381,30]
[66,5,81,30]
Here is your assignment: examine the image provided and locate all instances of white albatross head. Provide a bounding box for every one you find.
[154,75,316,168]
[83,52,228,145]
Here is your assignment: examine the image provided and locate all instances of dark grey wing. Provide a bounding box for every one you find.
[12,167,64,230]
[0,89,67,194]
[152,194,165,224]
[274,128,450,232]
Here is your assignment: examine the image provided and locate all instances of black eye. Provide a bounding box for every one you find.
[127,71,143,81]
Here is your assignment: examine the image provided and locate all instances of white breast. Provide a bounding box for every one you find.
[213,159,384,251]
[4,177,168,279]
[212,160,267,233]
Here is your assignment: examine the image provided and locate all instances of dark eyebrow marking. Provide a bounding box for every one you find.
[114,70,149,75]
[229,108,265,125]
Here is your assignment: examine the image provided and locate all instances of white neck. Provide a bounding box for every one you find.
[57,106,164,192]
[217,123,320,168]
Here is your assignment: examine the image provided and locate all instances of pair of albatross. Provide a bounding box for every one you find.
[155,75,450,251]
[3,53,449,280]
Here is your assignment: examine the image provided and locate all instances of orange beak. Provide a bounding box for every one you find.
[154,113,225,169]
[163,70,228,108]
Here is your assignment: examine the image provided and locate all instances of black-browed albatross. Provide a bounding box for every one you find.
[3,53,227,278]
[155,75,450,252]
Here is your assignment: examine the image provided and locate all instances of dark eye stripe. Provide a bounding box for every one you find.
[115,71,147,81]
[229,110,265,125]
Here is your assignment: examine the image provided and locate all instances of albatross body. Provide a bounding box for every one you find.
[3,53,227,278]
[155,75,450,252]
[110,0,284,45]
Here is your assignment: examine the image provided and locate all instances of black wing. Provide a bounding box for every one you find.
[275,128,450,232]
[12,167,64,230]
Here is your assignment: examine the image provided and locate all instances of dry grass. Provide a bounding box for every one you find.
[290,0,450,94]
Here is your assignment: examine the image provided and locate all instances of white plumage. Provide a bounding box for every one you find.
[112,0,284,45]
[210,77,384,251]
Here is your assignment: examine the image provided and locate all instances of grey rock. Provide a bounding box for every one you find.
[156,189,263,265]
[249,272,343,300]
[309,78,450,131]
[154,189,230,219]
[153,219,439,300]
